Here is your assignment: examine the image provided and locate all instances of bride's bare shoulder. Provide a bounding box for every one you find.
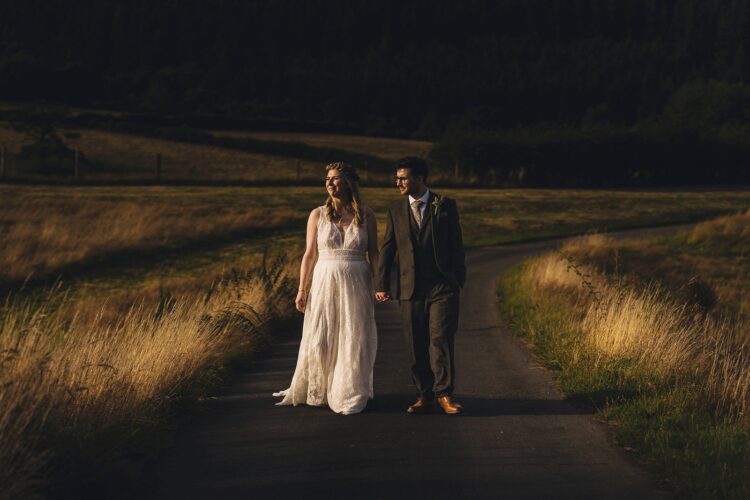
[309,207,323,221]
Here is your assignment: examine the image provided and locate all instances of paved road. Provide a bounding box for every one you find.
[152,226,683,499]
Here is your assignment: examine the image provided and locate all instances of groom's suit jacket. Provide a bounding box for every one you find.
[376,192,466,300]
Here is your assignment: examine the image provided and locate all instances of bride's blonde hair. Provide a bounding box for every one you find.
[324,162,363,227]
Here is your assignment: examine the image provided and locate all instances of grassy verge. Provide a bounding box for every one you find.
[498,211,750,498]
[1,255,297,499]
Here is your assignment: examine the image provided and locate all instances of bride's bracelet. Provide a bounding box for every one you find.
[297,288,308,295]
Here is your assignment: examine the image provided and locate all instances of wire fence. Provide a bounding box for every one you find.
[0,144,402,186]
[0,142,477,187]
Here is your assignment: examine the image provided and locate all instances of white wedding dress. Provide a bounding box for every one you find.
[273,206,378,415]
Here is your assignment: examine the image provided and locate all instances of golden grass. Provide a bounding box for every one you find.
[429,187,750,247]
[0,123,328,181]
[0,123,430,182]
[0,257,295,498]
[4,184,750,291]
[211,130,432,161]
[523,210,750,422]
[0,121,431,166]
[0,186,302,284]
[1,178,747,495]
[557,209,750,323]
[688,208,750,245]
[684,211,750,322]
[525,251,750,422]
[62,129,327,181]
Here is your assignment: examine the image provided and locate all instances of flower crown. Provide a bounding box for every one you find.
[327,162,360,182]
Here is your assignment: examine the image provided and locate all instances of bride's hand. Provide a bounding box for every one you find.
[295,290,307,313]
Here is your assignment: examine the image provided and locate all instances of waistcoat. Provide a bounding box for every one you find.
[408,202,443,292]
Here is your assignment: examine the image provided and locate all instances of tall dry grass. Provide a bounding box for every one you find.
[556,208,750,323]
[0,195,298,284]
[688,208,750,245]
[0,257,295,498]
[523,236,750,422]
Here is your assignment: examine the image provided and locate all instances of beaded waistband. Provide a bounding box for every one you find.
[318,249,367,261]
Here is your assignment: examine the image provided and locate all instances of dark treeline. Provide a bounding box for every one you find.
[430,121,750,187]
[1,0,750,185]
[2,0,749,134]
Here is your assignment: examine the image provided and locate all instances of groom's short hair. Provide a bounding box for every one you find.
[396,157,429,182]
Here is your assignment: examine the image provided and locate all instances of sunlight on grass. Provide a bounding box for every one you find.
[0,186,305,284]
[3,185,749,292]
[0,256,295,498]
[499,210,750,497]
[0,123,329,181]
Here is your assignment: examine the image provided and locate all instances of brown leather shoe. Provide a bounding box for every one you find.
[406,395,434,414]
[436,396,463,415]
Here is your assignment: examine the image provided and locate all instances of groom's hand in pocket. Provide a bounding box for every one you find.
[375,291,390,303]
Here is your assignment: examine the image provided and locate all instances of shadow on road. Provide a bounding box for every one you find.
[364,394,591,416]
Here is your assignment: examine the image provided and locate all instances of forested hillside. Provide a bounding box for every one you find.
[1,0,748,136]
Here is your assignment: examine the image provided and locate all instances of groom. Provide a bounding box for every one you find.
[376,157,466,415]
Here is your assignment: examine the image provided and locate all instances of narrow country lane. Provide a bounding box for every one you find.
[151,226,684,499]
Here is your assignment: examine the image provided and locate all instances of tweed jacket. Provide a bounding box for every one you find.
[376,191,466,300]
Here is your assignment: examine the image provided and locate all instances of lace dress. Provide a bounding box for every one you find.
[273,207,378,415]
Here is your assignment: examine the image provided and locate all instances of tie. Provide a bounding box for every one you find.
[411,199,424,227]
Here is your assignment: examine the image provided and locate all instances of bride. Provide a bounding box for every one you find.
[273,162,378,415]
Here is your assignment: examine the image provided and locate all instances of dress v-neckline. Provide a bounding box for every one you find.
[334,219,353,245]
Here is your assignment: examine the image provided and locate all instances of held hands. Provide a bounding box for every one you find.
[375,291,390,303]
[295,290,308,313]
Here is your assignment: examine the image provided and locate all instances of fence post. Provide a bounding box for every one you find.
[74,147,80,181]
[296,159,301,181]
[0,146,5,180]
[155,153,162,181]
[363,160,368,182]
[454,160,459,180]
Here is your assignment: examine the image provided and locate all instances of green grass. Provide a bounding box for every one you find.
[498,263,750,498]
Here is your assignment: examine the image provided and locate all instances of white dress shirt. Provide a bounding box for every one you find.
[408,189,430,221]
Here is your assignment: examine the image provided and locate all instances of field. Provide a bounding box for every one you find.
[211,130,432,161]
[0,123,432,184]
[498,210,750,498]
[0,125,329,182]
[2,125,750,497]
[4,184,750,294]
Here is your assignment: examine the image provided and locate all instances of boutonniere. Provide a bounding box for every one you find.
[431,194,444,216]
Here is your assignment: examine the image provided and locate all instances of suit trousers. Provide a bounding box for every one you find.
[400,281,459,397]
